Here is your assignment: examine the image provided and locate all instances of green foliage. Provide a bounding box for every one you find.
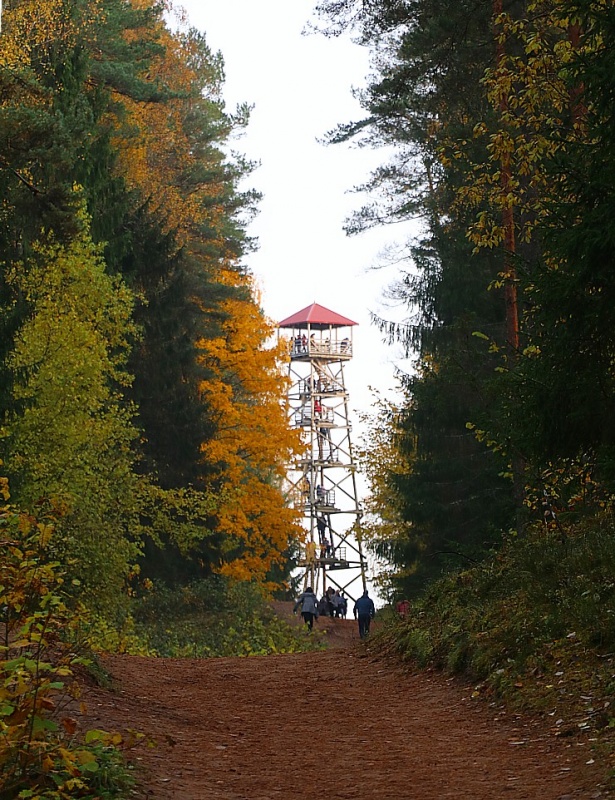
[387,349,514,596]
[496,0,615,488]
[379,514,615,695]
[123,210,224,492]
[2,213,142,619]
[132,578,325,658]
[0,481,133,799]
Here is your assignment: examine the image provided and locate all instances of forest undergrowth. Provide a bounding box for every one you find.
[129,578,326,658]
[373,516,615,777]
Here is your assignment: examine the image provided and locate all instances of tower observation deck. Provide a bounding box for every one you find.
[278,302,367,604]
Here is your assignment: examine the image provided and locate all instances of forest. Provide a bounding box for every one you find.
[318,0,615,748]
[0,0,307,612]
[3,0,615,796]
[334,0,615,599]
[0,1,313,793]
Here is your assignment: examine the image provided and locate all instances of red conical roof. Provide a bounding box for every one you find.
[278,302,357,330]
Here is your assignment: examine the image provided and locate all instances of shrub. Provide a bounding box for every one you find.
[377,513,615,690]
[132,577,325,657]
[0,479,132,799]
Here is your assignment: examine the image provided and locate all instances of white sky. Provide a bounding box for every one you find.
[176,0,416,420]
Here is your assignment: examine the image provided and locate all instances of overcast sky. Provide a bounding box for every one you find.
[175,0,416,421]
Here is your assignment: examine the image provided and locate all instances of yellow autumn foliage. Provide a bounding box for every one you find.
[198,272,303,587]
[0,0,87,70]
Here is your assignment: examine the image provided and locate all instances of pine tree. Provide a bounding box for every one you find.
[315,0,518,590]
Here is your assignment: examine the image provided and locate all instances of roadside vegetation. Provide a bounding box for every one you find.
[371,519,615,773]
[131,579,326,658]
[0,482,136,800]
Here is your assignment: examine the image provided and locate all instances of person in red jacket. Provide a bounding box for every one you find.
[396,599,410,618]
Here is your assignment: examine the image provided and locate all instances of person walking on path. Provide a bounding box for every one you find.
[333,590,344,618]
[354,590,376,638]
[293,586,319,631]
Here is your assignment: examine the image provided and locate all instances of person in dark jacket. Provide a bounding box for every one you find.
[353,590,376,638]
[293,587,319,631]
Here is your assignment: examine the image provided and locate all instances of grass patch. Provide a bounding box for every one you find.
[132,577,326,657]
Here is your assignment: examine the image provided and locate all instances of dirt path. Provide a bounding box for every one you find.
[81,616,608,799]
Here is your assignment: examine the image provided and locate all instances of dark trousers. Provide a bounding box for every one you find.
[302,612,316,630]
[357,613,371,638]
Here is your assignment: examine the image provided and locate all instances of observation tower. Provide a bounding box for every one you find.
[279,302,367,603]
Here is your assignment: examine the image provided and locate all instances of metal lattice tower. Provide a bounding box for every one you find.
[279,302,367,604]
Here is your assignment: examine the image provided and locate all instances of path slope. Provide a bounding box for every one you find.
[78,620,607,800]
[82,620,605,799]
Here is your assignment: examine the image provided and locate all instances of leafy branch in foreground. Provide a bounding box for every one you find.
[0,477,133,799]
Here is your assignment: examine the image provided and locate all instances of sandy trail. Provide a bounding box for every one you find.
[81,616,606,799]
